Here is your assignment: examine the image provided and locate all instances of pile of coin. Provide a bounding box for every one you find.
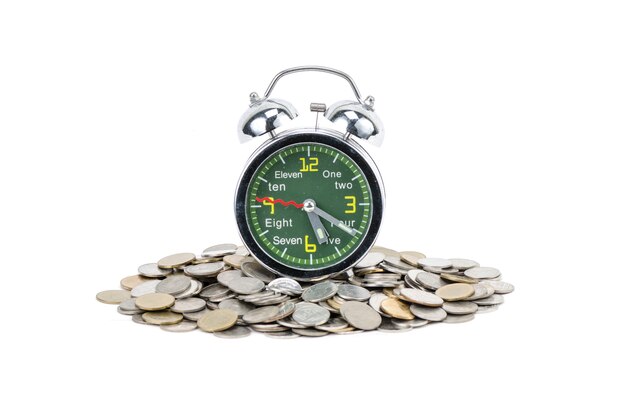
[96,244,514,338]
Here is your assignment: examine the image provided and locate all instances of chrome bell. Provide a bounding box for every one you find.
[237,93,299,143]
[325,96,384,147]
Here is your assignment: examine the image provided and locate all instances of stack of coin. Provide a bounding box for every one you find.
[97,244,514,338]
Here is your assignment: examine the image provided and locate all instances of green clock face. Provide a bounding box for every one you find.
[244,141,372,271]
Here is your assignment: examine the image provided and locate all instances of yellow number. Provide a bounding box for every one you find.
[345,196,356,214]
[263,196,275,215]
[305,235,317,253]
[299,157,319,172]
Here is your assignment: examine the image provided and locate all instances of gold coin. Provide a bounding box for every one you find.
[135,292,175,311]
[380,298,414,320]
[120,275,151,290]
[383,287,400,298]
[440,272,478,284]
[142,310,183,325]
[223,254,254,269]
[436,283,475,301]
[96,289,131,304]
[400,251,427,267]
[157,252,196,269]
[197,309,238,332]
[326,298,342,311]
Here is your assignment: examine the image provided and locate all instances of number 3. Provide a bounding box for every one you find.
[345,196,356,214]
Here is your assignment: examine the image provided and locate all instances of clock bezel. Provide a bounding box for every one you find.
[234,128,385,280]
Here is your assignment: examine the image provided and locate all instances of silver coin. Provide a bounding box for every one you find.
[132,313,148,324]
[422,266,458,274]
[214,325,251,338]
[199,283,229,299]
[413,271,449,290]
[409,304,447,322]
[340,301,382,330]
[249,323,289,332]
[117,306,142,315]
[182,308,210,321]
[118,298,139,312]
[417,258,453,269]
[292,302,330,327]
[337,284,371,301]
[267,277,303,296]
[171,297,206,313]
[234,246,249,256]
[138,263,172,278]
[316,317,350,332]
[442,301,479,315]
[481,280,514,294]
[202,243,238,258]
[399,288,444,307]
[466,283,493,301]
[156,275,192,295]
[184,261,224,277]
[383,256,415,271]
[228,277,265,295]
[217,269,242,286]
[301,281,338,303]
[277,317,307,329]
[264,330,300,339]
[379,262,411,275]
[266,301,296,322]
[391,318,429,329]
[377,318,411,333]
[476,304,500,314]
[355,252,385,268]
[130,279,160,297]
[368,292,389,315]
[464,266,501,279]
[449,258,480,270]
[242,305,280,324]
[241,262,276,283]
[219,298,256,316]
[173,278,202,300]
[319,300,340,314]
[474,294,504,306]
[444,314,475,323]
[160,320,197,332]
[292,328,329,337]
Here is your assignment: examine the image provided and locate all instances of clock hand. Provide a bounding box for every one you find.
[306,211,329,244]
[301,198,358,237]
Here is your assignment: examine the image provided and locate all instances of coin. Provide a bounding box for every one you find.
[302,281,338,302]
[316,317,350,332]
[156,275,192,295]
[118,298,140,312]
[241,262,276,283]
[138,263,172,278]
[202,243,238,258]
[157,252,196,269]
[466,283,493,301]
[292,328,329,337]
[142,310,183,325]
[132,313,148,324]
[337,284,371,301]
[450,258,480,270]
[199,283,229,299]
[182,308,210,321]
[383,256,415,271]
[292,302,330,327]
[413,270,448,290]
[160,320,197,332]
[399,288,444,307]
[184,262,224,277]
[265,330,300,339]
[171,297,206,313]
[214,325,251,338]
[481,280,515,294]
[130,279,160,297]
[340,301,382,330]
[96,290,131,304]
[391,318,429,329]
[354,252,385,268]
[217,269,243,286]
[409,304,447,322]
[377,318,411,333]
[442,301,478,315]
[218,298,255,316]
[223,254,253,269]
[444,314,475,323]
[417,258,453,269]
[267,277,303,296]
[380,298,414,320]
[228,276,265,295]
[368,292,389,315]
[440,272,478,284]
[242,305,280,324]
[135,293,175,311]
[474,294,504,306]
[120,275,151,290]
[464,266,501,279]
[435,283,475,301]
[197,309,238,332]
[370,246,401,259]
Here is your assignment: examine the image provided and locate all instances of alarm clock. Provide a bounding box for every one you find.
[234,66,385,280]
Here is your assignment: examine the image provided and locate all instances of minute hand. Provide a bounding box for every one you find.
[312,206,358,237]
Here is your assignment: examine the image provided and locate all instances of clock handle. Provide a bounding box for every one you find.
[263,66,367,106]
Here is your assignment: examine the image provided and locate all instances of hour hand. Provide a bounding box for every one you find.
[306,211,329,244]
[312,205,358,237]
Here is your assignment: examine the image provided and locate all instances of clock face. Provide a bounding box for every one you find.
[235,131,383,279]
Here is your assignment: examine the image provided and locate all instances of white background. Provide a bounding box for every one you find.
[1,1,624,413]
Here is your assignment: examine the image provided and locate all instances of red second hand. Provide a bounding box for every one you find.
[255,196,304,209]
